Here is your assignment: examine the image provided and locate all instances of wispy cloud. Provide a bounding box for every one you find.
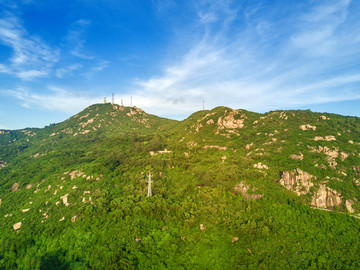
[132,1,360,117]
[56,64,83,78]
[1,86,101,114]
[291,0,352,57]
[0,13,59,80]
[67,19,94,60]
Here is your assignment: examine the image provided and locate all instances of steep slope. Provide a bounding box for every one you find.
[1,104,360,269]
[165,107,360,213]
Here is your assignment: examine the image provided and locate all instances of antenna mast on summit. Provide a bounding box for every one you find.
[147,172,153,197]
[203,100,205,110]
[112,93,114,104]
[121,99,124,107]
[130,96,133,107]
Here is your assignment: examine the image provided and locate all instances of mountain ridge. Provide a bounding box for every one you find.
[1,103,360,269]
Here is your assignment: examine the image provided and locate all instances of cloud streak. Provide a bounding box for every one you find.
[132,1,360,117]
[0,13,59,80]
[1,86,102,114]
[67,19,94,60]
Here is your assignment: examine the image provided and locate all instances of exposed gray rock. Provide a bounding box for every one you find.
[299,124,316,131]
[346,200,355,213]
[0,161,7,169]
[11,183,19,192]
[290,152,303,160]
[254,162,268,169]
[60,194,70,206]
[279,169,315,196]
[311,185,342,209]
[217,110,246,129]
[13,222,22,230]
[235,182,263,199]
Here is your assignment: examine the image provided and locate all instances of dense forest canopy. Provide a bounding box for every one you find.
[1,103,360,269]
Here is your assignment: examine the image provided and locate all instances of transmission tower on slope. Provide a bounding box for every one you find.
[147,172,153,197]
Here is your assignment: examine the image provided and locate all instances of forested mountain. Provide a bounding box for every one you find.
[1,103,360,269]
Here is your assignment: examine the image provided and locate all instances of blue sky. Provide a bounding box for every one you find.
[1,0,360,129]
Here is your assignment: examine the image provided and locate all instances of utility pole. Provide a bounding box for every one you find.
[147,172,153,197]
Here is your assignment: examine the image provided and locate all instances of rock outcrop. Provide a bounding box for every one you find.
[346,199,355,213]
[313,135,336,141]
[235,182,263,199]
[309,146,339,169]
[299,124,316,131]
[217,110,246,130]
[60,194,70,206]
[311,185,342,208]
[290,152,304,160]
[11,183,19,192]
[279,169,315,196]
[0,161,7,169]
[254,162,269,169]
[13,222,22,230]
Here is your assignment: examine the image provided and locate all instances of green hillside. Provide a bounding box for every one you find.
[1,103,360,269]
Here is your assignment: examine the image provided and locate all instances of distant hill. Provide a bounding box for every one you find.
[1,103,360,269]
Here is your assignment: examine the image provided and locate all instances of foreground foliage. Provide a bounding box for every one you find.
[1,103,360,269]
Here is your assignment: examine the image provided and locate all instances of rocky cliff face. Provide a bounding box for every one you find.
[311,185,342,208]
[279,169,315,196]
[217,110,246,129]
[279,169,346,210]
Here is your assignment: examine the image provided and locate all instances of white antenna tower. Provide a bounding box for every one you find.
[130,96,133,107]
[203,99,205,110]
[112,93,114,104]
[121,99,124,107]
[147,172,153,197]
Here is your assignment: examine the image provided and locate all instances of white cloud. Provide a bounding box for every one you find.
[1,86,102,114]
[199,11,217,24]
[56,64,83,78]
[17,70,48,80]
[84,60,109,79]
[131,1,360,117]
[0,13,59,80]
[67,19,94,60]
[291,0,352,57]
